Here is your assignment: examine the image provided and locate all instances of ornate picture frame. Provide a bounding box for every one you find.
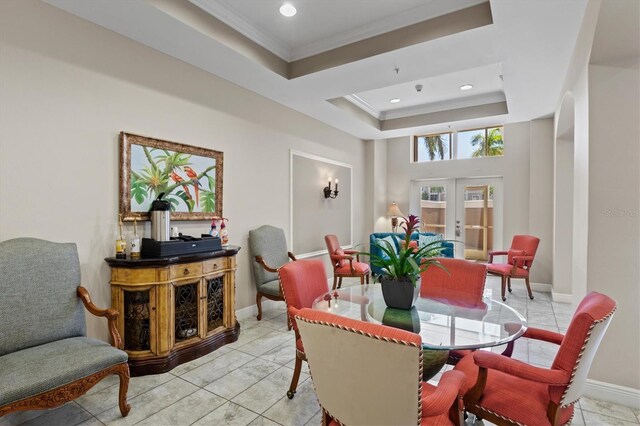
[119,132,223,221]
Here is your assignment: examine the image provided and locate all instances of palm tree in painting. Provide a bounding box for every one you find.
[471,128,504,157]
[420,135,447,160]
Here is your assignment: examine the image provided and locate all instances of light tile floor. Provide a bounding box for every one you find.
[2,276,638,426]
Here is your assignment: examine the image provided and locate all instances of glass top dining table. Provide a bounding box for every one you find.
[311,283,528,352]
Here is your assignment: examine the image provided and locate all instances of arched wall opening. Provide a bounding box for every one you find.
[553,91,575,300]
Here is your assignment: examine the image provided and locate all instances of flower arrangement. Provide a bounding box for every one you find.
[367,214,448,287]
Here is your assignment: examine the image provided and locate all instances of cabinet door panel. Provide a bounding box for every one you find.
[205,274,225,334]
[173,281,201,346]
[121,286,156,355]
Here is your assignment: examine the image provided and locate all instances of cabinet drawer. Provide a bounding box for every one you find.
[113,268,157,284]
[169,262,203,280]
[203,258,227,274]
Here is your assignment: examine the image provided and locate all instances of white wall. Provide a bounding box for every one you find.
[529,119,554,285]
[367,139,389,233]
[553,0,640,393]
[0,0,366,342]
[385,120,554,285]
[585,62,639,390]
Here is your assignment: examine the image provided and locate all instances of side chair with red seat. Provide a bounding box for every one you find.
[487,235,540,301]
[278,259,330,400]
[421,258,489,365]
[324,234,370,290]
[454,292,617,426]
[294,307,465,426]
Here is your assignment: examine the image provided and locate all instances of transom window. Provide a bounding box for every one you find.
[413,126,504,163]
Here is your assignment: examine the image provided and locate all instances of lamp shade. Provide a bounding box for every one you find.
[386,202,404,217]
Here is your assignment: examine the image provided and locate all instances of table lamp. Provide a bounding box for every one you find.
[386,202,404,232]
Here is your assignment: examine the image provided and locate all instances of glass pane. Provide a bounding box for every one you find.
[457,129,486,159]
[175,282,199,342]
[420,186,446,234]
[124,290,151,351]
[415,133,451,162]
[464,186,487,260]
[207,276,224,331]
[486,127,504,156]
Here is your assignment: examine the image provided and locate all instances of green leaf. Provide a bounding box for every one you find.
[202,190,216,213]
[176,190,195,212]
[207,175,216,192]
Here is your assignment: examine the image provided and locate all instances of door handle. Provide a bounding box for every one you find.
[455,221,461,237]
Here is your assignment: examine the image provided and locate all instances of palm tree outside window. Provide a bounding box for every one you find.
[413,126,504,162]
[413,133,451,162]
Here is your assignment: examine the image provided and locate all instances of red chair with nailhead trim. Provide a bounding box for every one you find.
[294,307,465,426]
[487,235,540,301]
[454,292,616,426]
[421,258,489,365]
[278,259,329,400]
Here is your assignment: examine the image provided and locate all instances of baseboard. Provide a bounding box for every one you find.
[235,299,282,321]
[584,379,640,409]
[530,282,552,293]
[552,292,573,303]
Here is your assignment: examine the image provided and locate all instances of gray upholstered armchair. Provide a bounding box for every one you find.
[0,238,130,418]
[248,225,296,322]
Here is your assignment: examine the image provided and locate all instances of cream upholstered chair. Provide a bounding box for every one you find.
[248,225,296,322]
[454,292,616,426]
[294,307,465,426]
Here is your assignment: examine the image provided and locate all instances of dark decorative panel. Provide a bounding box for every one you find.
[207,276,224,331]
[175,282,199,342]
[124,290,150,351]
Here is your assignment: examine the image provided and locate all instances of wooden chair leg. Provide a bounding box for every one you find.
[507,276,512,292]
[116,363,131,417]
[360,275,364,285]
[287,353,303,399]
[256,293,263,321]
[366,273,370,284]
[332,276,338,290]
[525,276,534,299]
[501,276,507,301]
[338,277,343,289]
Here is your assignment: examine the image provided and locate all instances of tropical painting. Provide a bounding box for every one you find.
[119,132,223,221]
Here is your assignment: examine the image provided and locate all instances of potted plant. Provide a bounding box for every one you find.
[364,214,448,309]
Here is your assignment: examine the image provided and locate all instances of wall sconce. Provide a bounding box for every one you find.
[386,201,404,232]
[324,178,339,199]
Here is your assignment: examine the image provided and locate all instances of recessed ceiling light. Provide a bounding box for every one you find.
[390,98,401,103]
[460,84,473,91]
[279,3,297,17]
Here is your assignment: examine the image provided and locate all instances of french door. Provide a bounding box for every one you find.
[410,177,503,260]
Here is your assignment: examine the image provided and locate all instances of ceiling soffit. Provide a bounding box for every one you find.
[161,0,493,80]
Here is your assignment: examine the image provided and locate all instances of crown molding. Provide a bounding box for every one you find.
[190,0,292,60]
[344,95,381,120]
[290,0,486,61]
[190,0,486,62]
[381,91,506,120]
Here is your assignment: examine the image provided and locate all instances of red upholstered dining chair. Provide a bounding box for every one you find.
[278,259,330,400]
[421,258,489,365]
[454,292,616,426]
[324,234,370,290]
[294,307,465,426]
[487,235,540,301]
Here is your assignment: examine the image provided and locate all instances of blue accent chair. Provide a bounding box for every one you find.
[368,232,454,276]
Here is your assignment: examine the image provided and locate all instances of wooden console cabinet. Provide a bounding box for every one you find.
[105,247,240,376]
